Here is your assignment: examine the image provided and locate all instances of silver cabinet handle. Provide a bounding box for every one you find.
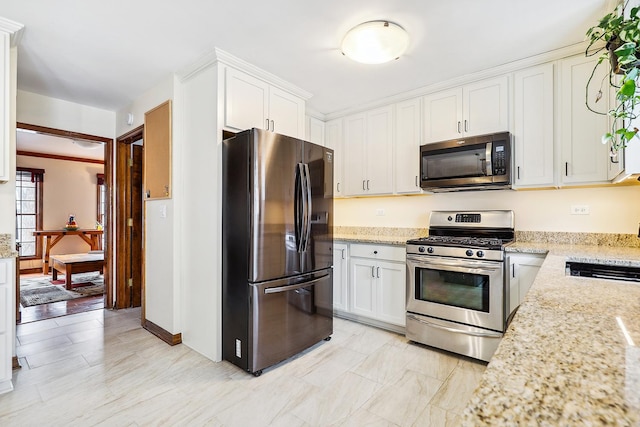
[464,120,468,132]
[362,180,366,190]
[341,249,345,260]
[270,120,274,132]
[376,267,380,278]
[517,166,520,180]
[371,266,375,277]
[512,263,515,278]
[337,182,340,192]
[415,176,418,187]
[265,119,269,130]
[457,121,461,134]
[565,162,569,176]
[366,180,370,190]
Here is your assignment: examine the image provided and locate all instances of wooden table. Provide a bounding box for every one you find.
[50,253,105,290]
[33,229,103,274]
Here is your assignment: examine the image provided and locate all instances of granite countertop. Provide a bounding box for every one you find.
[333,226,427,246]
[0,234,17,258]
[463,242,640,426]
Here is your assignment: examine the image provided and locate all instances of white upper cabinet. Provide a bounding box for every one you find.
[0,32,9,182]
[306,116,325,146]
[224,67,305,139]
[324,118,344,197]
[513,63,555,187]
[343,105,394,196]
[559,55,610,185]
[394,98,422,194]
[423,76,509,143]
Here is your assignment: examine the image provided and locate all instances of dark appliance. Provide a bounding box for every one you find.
[222,128,334,376]
[406,210,514,362]
[420,132,511,192]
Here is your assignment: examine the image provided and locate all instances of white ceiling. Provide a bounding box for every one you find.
[2,0,610,116]
[17,131,105,161]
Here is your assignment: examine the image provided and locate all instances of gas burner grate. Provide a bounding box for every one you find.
[408,235,505,249]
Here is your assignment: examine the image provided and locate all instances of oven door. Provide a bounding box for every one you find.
[406,254,504,332]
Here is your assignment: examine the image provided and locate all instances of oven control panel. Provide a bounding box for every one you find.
[452,213,481,223]
[407,244,504,261]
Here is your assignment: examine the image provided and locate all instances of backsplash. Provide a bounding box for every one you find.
[334,226,428,239]
[515,231,640,248]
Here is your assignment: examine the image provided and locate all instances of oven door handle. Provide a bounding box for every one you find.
[407,314,503,338]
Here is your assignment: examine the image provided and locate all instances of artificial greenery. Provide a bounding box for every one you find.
[585,1,640,151]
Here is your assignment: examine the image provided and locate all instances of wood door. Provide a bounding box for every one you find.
[130,145,143,307]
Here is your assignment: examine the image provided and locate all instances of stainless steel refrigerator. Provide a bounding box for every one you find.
[222,128,334,376]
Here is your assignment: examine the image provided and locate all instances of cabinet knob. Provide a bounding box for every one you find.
[373,250,378,254]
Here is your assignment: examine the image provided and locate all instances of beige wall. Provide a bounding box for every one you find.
[17,154,104,269]
[335,184,640,234]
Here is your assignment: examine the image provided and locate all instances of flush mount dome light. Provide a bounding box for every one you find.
[341,20,409,64]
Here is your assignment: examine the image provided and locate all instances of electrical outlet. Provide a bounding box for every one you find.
[376,209,385,216]
[570,205,590,215]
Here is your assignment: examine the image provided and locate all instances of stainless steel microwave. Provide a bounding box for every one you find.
[420,132,511,192]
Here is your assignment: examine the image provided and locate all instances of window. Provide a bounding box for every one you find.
[16,168,44,258]
[97,173,106,249]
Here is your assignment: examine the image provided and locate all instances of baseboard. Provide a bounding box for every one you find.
[12,356,21,370]
[143,319,182,346]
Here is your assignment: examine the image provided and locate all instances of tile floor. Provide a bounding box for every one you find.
[2,309,486,426]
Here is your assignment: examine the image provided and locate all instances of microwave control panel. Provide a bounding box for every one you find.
[493,144,507,175]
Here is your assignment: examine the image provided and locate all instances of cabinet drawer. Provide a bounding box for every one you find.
[349,244,405,262]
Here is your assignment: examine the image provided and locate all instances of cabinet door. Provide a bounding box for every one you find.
[365,105,394,195]
[394,98,422,194]
[559,55,609,184]
[507,253,545,315]
[0,33,8,182]
[224,67,269,132]
[513,64,555,187]
[464,76,509,136]
[325,119,344,197]
[0,259,13,389]
[269,86,304,138]
[343,113,367,195]
[376,260,406,326]
[423,87,462,142]
[306,116,325,146]
[333,243,348,312]
[349,257,377,318]
[143,100,172,200]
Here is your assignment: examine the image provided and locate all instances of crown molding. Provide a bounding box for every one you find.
[0,17,24,47]
[324,42,590,120]
[305,107,326,121]
[178,47,312,100]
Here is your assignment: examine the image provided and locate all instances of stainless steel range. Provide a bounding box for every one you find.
[405,210,514,362]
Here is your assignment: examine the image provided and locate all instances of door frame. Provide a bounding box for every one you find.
[114,126,144,310]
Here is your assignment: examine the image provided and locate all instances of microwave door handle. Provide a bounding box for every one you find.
[485,142,493,176]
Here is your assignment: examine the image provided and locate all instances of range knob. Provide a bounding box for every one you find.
[465,249,474,257]
[477,250,485,258]
[427,247,434,254]
[418,246,426,253]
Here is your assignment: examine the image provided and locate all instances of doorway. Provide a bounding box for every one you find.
[115,126,144,309]
[15,123,111,323]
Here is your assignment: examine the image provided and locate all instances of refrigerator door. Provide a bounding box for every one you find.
[250,129,304,282]
[250,269,333,373]
[302,142,334,274]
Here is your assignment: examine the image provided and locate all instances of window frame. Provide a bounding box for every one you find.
[16,167,44,260]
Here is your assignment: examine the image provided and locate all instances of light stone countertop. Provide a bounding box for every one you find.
[463,242,640,426]
[333,226,427,246]
[0,234,17,258]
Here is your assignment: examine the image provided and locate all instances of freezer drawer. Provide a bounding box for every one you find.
[249,270,333,374]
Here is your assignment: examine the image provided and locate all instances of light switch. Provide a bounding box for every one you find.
[160,205,167,218]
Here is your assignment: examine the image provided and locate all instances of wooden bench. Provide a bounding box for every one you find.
[50,253,105,290]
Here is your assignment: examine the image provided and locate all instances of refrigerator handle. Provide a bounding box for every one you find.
[295,163,304,253]
[303,163,312,252]
[298,163,309,253]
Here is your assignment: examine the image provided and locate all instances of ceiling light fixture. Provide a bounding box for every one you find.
[341,20,409,64]
[72,139,104,149]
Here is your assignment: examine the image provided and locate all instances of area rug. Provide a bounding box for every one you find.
[20,273,104,307]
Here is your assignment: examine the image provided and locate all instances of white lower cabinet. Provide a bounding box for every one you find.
[0,258,14,394]
[332,243,349,312]
[345,243,406,329]
[506,253,545,316]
